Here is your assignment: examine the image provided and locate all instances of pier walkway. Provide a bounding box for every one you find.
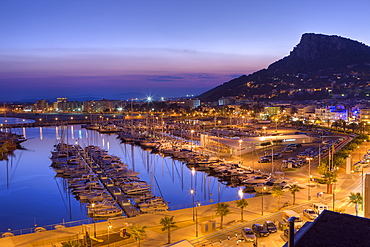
[77,146,140,218]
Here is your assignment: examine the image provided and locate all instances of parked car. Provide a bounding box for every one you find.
[241,227,256,242]
[273,153,282,159]
[258,158,271,163]
[303,208,318,220]
[312,203,329,214]
[263,221,277,233]
[252,223,269,237]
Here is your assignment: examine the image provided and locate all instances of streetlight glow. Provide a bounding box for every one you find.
[238,187,243,199]
[190,189,195,221]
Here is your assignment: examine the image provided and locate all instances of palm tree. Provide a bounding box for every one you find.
[236,198,248,222]
[289,184,301,205]
[129,224,147,247]
[348,192,363,216]
[215,202,230,229]
[62,241,81,247]
[271,186,284,209]
[160,216,178,244]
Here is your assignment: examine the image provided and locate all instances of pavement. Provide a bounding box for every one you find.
[0,137,368,247]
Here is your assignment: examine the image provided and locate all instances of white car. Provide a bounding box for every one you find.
[303,209,318,220]
[241,227,257,242]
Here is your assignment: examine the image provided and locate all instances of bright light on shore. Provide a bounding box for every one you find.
[238,188,243,199]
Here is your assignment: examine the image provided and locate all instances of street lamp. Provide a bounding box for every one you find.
[190,189,195,221]
[261,186,266,216]
[275,118,278,133]
[306,157,313,201]
[91,203,97,238]
[196,201,201,237]
[358,146,360,162]
[108,223,112,247]
[238,139,243,163]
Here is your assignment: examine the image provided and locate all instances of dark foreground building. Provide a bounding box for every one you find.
[283,210,370,247]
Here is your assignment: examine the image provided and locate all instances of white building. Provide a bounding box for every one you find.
[315,106,348,122]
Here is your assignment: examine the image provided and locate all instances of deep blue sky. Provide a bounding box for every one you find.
[2,0,370,101]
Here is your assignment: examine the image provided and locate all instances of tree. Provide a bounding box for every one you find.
[129,224,147,247]
[271,186,284,209]
[160,216,178,244]
[331,121,340,130]
[236,199,249,222]
[324,171,337,194]
[289,184,301,205]
[215,202,230,229]
[62,241,81,247]
[348,192,363,216]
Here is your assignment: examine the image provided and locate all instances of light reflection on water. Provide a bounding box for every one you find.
[0,118,252,231]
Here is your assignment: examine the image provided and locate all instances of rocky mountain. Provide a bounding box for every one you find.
[198,33,370,102]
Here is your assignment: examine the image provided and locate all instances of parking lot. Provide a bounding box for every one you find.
[238,127,349,176]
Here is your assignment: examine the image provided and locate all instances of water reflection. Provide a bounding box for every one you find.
[0,119,252,231]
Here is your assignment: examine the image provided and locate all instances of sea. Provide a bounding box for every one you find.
[0,117,252,232]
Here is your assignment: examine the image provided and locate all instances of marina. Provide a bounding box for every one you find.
[0,117,252,232]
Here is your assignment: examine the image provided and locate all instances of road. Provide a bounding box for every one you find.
[192,203,312,247]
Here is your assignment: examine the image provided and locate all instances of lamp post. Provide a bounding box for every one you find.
[238,139,243,164]
[91,203,97,238]
[261,186,266,216]
[306,157,313,201]
[108,223,112,247]
[196,201,201,237]
[190,189,195,221]
[332,183,336,211]
[275,118,278,133]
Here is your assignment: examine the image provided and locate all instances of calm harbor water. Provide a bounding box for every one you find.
[0,117,252,232]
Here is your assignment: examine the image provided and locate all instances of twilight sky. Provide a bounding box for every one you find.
[2,0,370,101]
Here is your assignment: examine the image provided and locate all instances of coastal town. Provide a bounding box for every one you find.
[4,0,370,246]
[1,95,370,246]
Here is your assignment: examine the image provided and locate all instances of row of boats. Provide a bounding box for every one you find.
[117,130,292,193]
[50,143,168,218]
